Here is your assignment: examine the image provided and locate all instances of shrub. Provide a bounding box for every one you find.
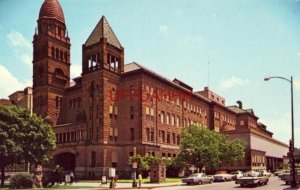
[10,173,33,189]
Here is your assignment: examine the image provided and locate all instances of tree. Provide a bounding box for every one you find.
[177,125,245,172]
[0,105,56,187]
[128,154,171,176]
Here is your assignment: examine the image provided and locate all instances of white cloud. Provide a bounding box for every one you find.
[179,36,202,46]
[0,64,31,99]
[219,76,249,90]
[7,30,31,49]
[159,26,169,34]
[20,54,32,66]
[71,64,81,79]
[6,30,32,67]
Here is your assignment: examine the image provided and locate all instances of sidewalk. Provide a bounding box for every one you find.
[70,181,182,189]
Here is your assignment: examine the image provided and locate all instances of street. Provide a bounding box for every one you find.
[153,176,300,190]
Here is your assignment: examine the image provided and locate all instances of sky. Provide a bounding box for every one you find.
[1,0,300,147]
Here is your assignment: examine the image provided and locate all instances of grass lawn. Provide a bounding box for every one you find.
[0,185,96,190]
[82,177,182,184]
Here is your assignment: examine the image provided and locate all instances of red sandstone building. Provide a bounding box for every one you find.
[25,0,289,178]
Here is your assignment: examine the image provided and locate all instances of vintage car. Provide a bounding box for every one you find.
[213,173,234,182]
[278,170,290,179]
[230,171,243,180]
[182,173,213,185]
[257,170,271,177]
[281,170,300,185]
[235,171,269,187]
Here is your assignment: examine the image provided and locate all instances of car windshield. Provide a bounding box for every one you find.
[243,173,258,177]
[189,174,199,177]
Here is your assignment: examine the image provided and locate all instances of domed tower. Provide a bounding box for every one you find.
[33,0,71,124]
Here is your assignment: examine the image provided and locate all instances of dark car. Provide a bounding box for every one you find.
[235,171,269,187]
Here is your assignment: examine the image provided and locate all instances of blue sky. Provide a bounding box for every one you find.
[1,0,300,146]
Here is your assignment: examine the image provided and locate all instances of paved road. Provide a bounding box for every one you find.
[153,176,300,190]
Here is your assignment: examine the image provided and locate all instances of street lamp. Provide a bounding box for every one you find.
[264,76,297,188]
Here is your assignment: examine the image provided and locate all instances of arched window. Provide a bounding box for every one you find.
[160,111,164,123]
[91,151,96,167]
[52,47,55,57]
[56,48,59,60]
[64,52,68,62]
[60,50,63,60]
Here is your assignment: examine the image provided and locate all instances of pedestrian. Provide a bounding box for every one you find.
[70,171,74,184]
[114,175,118,187]
[138,173,142,188]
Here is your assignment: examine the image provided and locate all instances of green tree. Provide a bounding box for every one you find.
[0,105,56,187]
[178,125,245,172]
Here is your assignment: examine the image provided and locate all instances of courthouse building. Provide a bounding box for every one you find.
[20,0,289,178]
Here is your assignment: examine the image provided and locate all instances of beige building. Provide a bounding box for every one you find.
[8,87,33,113]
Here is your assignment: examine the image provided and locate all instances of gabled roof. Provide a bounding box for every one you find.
[85,16,122,48]
[227,105,258,119]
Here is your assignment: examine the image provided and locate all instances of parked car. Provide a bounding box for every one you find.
[213,173,234,182]
[235,171,269,187]
[281,170,300,185]
[260,170,272,177]
[278,170,290,179]
[182,173,213,185]
[273,170,283,176]
[230,171,243,180]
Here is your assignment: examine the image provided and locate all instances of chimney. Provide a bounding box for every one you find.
[236,100,242,109]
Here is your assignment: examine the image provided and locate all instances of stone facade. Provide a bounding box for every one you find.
[28,0,289,179]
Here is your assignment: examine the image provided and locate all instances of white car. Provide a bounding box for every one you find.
[182,173,213,185]
[230,171,243,180]
[213,173,234,182]
[260,170,272,177]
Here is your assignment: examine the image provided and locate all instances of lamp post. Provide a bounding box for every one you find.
[264,76,296,188]
[132,147,137,188]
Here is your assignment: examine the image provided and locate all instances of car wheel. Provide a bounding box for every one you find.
[198,181,202,185]
[209,180,213,184]
[187,182,191,185]
[240,184,244,187]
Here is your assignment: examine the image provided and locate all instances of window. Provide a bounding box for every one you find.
[150,108,154,116]
[176,116,180,127]
[172,133,176,144]
[160,111,164,123]
[167,133,170,144]
[146,128,150,141]
[51,47,55,57]
[130,106,134,119]
[129,85,134,95]
[177,135,180,145]
[161,131,165,143]
[91,151,96,167]
[240,120,244,126]
[109,105,113,118]
[55,96,59,108]
[150,130,154,142]
[166,113,170,125]
[171,114,175,126]
[130,128,134,141]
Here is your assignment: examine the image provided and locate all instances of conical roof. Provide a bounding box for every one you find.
[85,16,122,48]
[39,0,65,23]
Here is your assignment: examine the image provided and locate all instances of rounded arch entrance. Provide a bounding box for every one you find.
[54,152,76,171]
